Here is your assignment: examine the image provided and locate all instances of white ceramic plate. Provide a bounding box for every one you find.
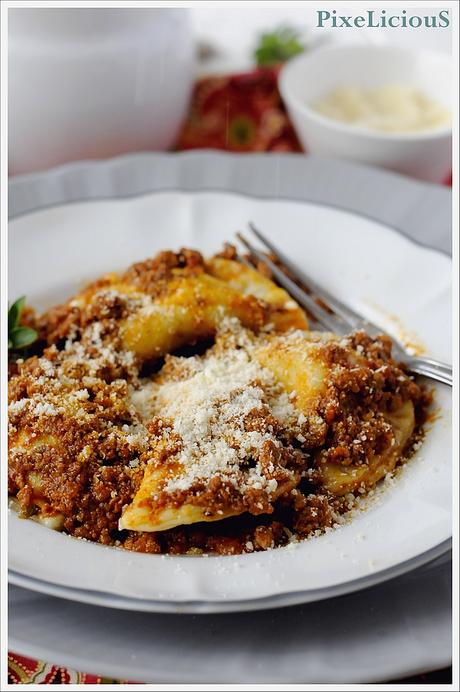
[8,557,452,684]
[8,190,452,611]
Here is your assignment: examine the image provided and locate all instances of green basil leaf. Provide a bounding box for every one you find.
[10,326,38,349]
[254,27,304,67]
[8,296,26,331]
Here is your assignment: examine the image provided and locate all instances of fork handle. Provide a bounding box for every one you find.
[406,357,452,386]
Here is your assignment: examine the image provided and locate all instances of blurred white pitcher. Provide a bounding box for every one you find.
[9,8,194,175]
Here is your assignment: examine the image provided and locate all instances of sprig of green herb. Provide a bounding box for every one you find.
[8,296,38,351]
[254,27,305,67]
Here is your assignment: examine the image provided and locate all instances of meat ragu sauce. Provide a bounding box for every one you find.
[8,248,430,556]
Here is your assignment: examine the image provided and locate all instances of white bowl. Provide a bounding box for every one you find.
[9,9,194,175]
[279,45,452,183]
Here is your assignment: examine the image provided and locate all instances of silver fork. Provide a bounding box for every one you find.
[236,225,452,386]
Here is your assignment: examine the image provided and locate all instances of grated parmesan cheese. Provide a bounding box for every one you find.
[129,326,304,497]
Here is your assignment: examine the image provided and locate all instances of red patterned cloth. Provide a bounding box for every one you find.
[176,67,302,153]
[7,652,132,684]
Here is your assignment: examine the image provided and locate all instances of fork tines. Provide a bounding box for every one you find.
[235,224,452,386]
[235,230,345,334]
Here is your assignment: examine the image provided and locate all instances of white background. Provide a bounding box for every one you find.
[192,5,452,74]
